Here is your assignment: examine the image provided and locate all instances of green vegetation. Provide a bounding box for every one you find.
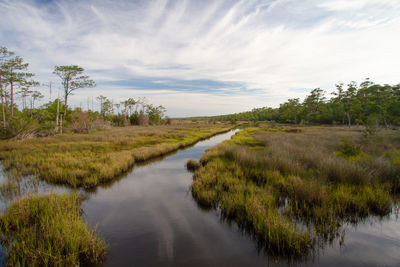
[192,125,399,256]
[185,79,400,127]
[0,123,232,265]
[2,44,399,263]
[186,159,200,172]
[0,193,106,266]
[53,65,95,117]
[0,124,232,188]
[0,46,172,139]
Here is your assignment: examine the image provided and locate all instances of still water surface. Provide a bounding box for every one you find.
[0,130,399,266]
[81,130,400,267]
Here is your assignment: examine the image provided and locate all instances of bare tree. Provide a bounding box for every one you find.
[43,81,53,102]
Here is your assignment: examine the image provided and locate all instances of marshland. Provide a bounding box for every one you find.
[1,123,399,266]
[1,1,400,265]
[0,58,399,266]
[0,124,233,188]
[192,125,400,259]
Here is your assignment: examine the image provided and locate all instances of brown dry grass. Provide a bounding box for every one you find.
[192,125,400,256]
[0,123,232,188]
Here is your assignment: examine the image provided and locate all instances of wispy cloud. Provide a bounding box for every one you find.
[0,0,399,116]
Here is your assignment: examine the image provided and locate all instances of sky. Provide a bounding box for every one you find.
[0,0,399,117]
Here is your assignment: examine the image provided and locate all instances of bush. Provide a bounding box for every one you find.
[129,113,139,125]
[138,113,149,126]
[363,114,381,139]
[71,111,105,133]
[110,114,126,127]
[339,137,361,157]
[0,117,38,139]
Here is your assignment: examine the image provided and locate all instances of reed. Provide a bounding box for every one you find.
[186,159,200,172]
[0,193,106,266]
[192,125,399,256]
[0,124,232,188]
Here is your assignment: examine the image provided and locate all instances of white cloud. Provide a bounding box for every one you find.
[0,0,399,116]
[318,0,400,11]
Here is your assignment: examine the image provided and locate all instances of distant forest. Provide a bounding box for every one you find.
[193,79,400,127]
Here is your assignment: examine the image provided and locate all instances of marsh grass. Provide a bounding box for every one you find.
[192,125,399,257]
[186,159,200,172]
[0,193,106,266]
[0,124,232,188]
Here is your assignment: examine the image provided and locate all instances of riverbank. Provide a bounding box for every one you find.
[191,125,399,256]
[0,123,233,188]
[0,123,233,266]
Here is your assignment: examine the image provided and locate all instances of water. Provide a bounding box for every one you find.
[81,130,400,267]
[82,130,267,266]
[1,130,400,266]
[0,165,70,213]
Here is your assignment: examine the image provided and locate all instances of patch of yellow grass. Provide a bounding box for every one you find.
[0,124,232,188]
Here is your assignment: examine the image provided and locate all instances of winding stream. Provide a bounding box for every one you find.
[1,130,399,266]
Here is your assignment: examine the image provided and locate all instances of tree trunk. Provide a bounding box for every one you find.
[1,91,5,128]
[346,111,351,128]
[60,114,63,134]
[56,97,59,133]
[383,116,388,128]
[0,74,5,129]
[30,97,33,119]
[64,93,68,117]
[10,80,13,117]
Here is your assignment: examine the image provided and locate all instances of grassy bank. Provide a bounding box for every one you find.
[0,193,106,266]
[191,125,400,256]
[0,123,232,188]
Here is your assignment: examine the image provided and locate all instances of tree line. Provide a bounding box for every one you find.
[202,79,400,127]
[95,95,166,127]
[0,46,168,138]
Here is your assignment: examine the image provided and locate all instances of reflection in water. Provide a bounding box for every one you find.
[1,130,399,266]
[81,130,400,267]
[0,165,70,213]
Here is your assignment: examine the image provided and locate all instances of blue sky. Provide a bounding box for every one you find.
[1,0,399,117]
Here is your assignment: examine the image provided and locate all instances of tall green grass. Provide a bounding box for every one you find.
[0,193,106,266]
[192,125,399,256]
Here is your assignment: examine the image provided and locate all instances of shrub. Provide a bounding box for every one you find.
[71,111,105,133]
[0,117,38,139]
[129,113,139,125]
[138,113,149,126]
[339,137,361,157]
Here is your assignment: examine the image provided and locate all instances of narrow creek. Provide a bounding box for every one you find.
[81,130,268,266]
[81,130,400,267]
[1,130,399,266]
